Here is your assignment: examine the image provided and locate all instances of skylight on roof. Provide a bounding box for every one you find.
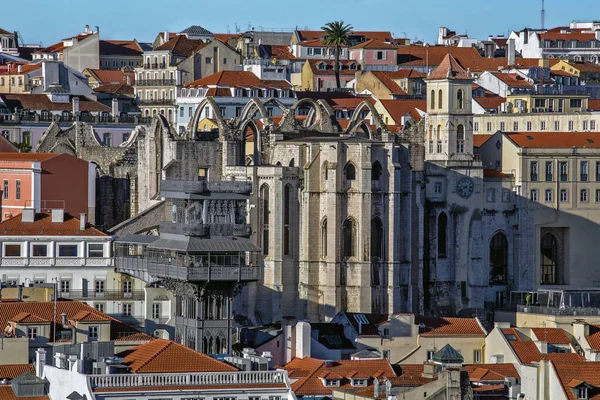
[586,138,594,143]
[353,314,369,324]
[526,136,534,140]
[505,334,518,341]
[325,335,342,345]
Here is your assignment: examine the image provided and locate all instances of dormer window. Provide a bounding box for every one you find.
[350,63,358,70]
[325,379,340,387]
[351,379,368,387]
[318,62,327,71]
[577,387,588,399]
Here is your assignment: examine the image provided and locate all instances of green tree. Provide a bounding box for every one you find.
[321,20,353,89]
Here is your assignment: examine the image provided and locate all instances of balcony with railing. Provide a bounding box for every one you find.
[0,257,112,267]
[87,370,289,390]
[146,261,261,282]
[159,222,252,237]
[136,79,177,87]
[137,98,175,106]
[57,290,144,301]
[160,179,253,194]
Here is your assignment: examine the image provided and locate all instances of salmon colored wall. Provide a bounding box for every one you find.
[0,161,33,221]
[40,154,89,216]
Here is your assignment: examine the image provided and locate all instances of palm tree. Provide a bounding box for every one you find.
[321,20,353,89]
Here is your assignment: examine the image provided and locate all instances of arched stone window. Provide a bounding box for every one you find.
[541,233,558,284]
[342,218,356,258]
[438,212,448,258]
[372,161,382,181]
[489,232,508,285]
[345,163,356,181]
[456,124,465,153]
[438,89,443,109]
[429,125,434,153]
[289,158,295,167]
[436,125,442,153]
[457,89,464,109]
[371,217,384,259]
[283,184,291,256]
[430,90,436,110]
[260,184,270,255]
[321,218,327,258]
[321,161,328,190]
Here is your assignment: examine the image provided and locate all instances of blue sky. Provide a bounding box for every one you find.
[4,0,600,46]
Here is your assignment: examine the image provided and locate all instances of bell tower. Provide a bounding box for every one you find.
[425,54,474,163]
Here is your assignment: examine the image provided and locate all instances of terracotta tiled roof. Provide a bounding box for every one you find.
[204,87,233,97]
[541,29,596,43]
[214,33,242,43]
[300,39,348,48]
[474,96,506,111]
[501,328,583,364]
[463,363,520,382]
[0,386,47,400]
[588,99,600,111]
[69,310,111,322]
[586,326,600,351]
[506,132,600,149]
[0,301,142,342]
[0,94,111,113]
[416,316,485,337]
[385,69,426,79]
[119,339,238,373]
[10,312,49,324]
[531,328,571,345]
[352,31,395,44]
[0,28,12,35]
[389,364,436,387]
[99,40,142,56]
[186,71,291,89]
[94,82,134,96]
[326,97,375,110]
[114,332,153,342]
[484,169,511,179]
[351,39,397,50]
[473,134,493,147]
[0,212,106,236]
[428,54,470,80]
[491,72,533,87]
[566,61,600,73]
[551,70,577,77]
[370,72,407,96]
[34,41,67,54]
[0,152,59,162]
[551,361,600,400]
[0,364,34,380]
[0,62,42,76]
[379,99,427,123]
[264,45,298,60]
[296,30,324,42]
[541,353,584,362]
[154,35,207,56]
[281,357,396,396]
[87,69,134,85]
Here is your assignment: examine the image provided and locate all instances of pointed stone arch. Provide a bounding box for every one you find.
[239,118,262,166]
[291,98,324,129]
[238,97,271,126]
[187,97,226,138]
[346,100,386,138]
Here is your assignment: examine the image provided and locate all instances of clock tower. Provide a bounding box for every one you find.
[423,54,486,315]
[425,54,474,163]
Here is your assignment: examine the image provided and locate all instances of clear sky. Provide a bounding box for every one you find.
[4,0,600,46]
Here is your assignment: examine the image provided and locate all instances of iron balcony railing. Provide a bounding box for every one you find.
[517,304,600,316]
[0,257,113,267]
[57,290,145,301]
[136,79,177,87]
[137,99,175,106]
[160,179,252,194]
[159,222,252,237]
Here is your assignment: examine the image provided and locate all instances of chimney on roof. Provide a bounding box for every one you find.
[61,312,67,327]
[17,285,23,302]
[79,213,86,230]
[84,25,91,35]
[17,65,22,73]
[164,31,169,42]
[508,38,516,66]
[111,98,119,117]
[126,74,131,86]
[35,348,47,378]
[373,378,380,398]
[295,320,311,359]
[51,209,64,223]
[21,208,35,223]
[72,96,80,116]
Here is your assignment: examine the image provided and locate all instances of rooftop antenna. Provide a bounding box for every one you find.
[541,0,546,30]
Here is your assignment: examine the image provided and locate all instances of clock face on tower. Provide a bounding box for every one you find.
[456,177,474,199]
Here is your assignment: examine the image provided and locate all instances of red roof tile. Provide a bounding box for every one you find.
[119,339,238,373]
[473,134,493,147]
[10,312,49,324]
[87,69,135,85]
[0,364,34,380]
[0,94,110,113]
[474,96,506,111]
[588,99,600,111]
[531,328,571,345]
[506,132,600,149]
[552,361,600,400]
[0,152,59,162]
[370,72,407,96]
[484,169,511,178]
[155,35,207,56]
[186,71,290,89]
[0,386,47,400]
[379,99,427,123]
[385,69,426,79]
[94,82,134,96]
[491,72,533,87]
[308,59,360,75]
[586,326,600,351]
[463,364,520,382]
[428,54,470,80]
[69,310,111,322]
[281,357,396,396]
[99,40,142,56]
[0,212,106,236]
[390,364,436,387]
[351,39,397,50]
[326,97,375,110]
[416,316,486,337]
